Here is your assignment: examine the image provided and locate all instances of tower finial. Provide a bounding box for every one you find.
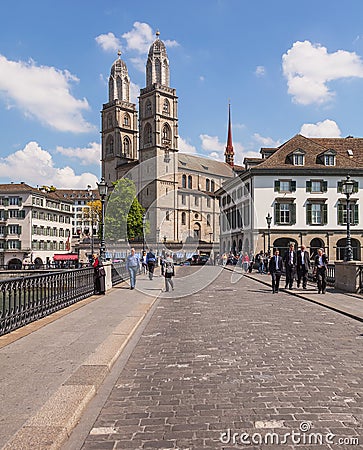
[156,30,160,38]
[117,49,121,58]
[225,102,234,167]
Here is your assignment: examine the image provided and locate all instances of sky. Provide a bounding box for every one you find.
[1,0,363,188]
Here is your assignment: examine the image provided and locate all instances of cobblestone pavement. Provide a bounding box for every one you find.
[81,267,363,449]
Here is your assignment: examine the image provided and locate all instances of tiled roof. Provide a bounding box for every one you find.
[54,189,99,201]
[253,134,363,169]
[0,183,75,203]
[178,153,235,177]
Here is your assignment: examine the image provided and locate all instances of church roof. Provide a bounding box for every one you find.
[178,153,235,178]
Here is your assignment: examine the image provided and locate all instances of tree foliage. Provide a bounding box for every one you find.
[105,178,145,241]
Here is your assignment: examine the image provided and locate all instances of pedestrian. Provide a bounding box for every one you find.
[146,248,156,280]
[163,252,175,292]
[126,248,140,290]
[314,248,328,294]
[93,253,105,295]
[248,251,254,273]
[283,243,297,289]
[296,244,311,289]
[160,255,165,275]
[141,251,147,274]
[242,252,250,272]
[256,250,264,274]
[268,249,283,293]
[222,253,228,266]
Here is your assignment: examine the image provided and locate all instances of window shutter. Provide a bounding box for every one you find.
[274,202,280,224]
[21,210,26,218]
[306,180,312,192]
[274,180,280,192]
[291,180,296,192]
[18,226,22,234]
[338,203,344,224]
[354,204,359,225]
[18,198,22,206]
[353,181,359,193]
[322,204,328,225]
[322,181,328,192]
[4,211,8,220]
[337,181,343,193]
[306,203,312,225]
[4,198,9,206]
[290,203,296,225]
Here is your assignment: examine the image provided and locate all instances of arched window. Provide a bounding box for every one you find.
[182,175,186,188]
[124,114,130,127]
[162,124,171,142]
[207,214,211,227]
[163,99,170,114]
[188,176,192,189]
[107,114,113,128]
[181,212,186,225]
[210,180,215,192]
[145,100,152,116]
[106,135,114,155]
[144,123,152,145]
[155,58,161,83]
[206,179,210,191]
[116,76,122,100]
[123,137,131,157]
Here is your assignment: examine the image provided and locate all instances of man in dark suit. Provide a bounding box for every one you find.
[268,249,283,293]
[283,243,297,289]
[296,244,311,289]
[314,248,328,294]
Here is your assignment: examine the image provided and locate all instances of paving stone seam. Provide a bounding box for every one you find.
[224,266,363,323]
[1,287,162,450]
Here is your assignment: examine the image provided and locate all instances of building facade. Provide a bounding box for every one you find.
[0,183,73,268]
[219,134,363,261]
[101,33,236,252]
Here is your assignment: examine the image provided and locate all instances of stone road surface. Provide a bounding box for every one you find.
[79,267,363,449]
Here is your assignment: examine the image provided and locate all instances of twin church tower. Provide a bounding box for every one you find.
[101,32,236,247]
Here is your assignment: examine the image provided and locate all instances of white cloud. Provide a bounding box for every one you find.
[95,32,122,52]
[253,133,281,147]
[255,66,266,77]
[0,142,98,188]
[208,152,223,161]
[199,76,205,82]
[0,55,94,133]
[282,40,363,105]
[179,137,197,154]
[130,81,140,104]
[300,119,341,137]
[56,142,100,166]
[200,134,224,152]
[122,22,154,54]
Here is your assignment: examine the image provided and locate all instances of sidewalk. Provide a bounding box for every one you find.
[226,266,363,322]
[0,271,164,450]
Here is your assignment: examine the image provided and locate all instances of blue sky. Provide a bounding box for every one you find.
[1,0,363,188]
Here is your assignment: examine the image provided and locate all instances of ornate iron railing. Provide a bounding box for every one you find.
[111,262,129,285]
[307,263,335,286]
[0,268,94,336]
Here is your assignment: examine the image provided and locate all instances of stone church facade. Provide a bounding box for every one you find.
[101,33,236,251]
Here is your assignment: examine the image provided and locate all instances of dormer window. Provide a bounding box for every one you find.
[293,154,304,166]
[324,154,335,166]
[287,149,306,166]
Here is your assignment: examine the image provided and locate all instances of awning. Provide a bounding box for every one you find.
[53,253,78,261]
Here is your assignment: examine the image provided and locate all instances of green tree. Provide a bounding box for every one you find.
[105,178,146,241]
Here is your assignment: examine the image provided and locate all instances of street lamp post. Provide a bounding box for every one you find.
[156,228,160,257]
[341,175,355,262]
[142,213,146,252]
[97,177,108,261]
[266,212,272,257]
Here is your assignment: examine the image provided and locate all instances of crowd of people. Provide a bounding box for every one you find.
[219,244,328,294]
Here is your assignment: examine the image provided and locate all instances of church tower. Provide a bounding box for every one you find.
[138,32,179,245]
[101,51,138,184]
[225,103,234,167]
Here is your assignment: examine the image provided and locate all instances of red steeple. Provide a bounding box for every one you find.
[225,102,234,167]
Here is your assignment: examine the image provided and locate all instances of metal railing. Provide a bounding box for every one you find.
[0,262,130,337]
[307,263,335,286]
[359,266,363,293]
[0,268,94,336]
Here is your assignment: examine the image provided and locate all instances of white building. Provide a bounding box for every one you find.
[0,183,73,268]
[218,134,363,261]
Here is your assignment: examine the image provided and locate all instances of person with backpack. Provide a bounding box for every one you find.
[146,248,156,280]
[163,252,175,292]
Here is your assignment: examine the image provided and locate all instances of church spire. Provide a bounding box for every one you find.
[225,102,234,167]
